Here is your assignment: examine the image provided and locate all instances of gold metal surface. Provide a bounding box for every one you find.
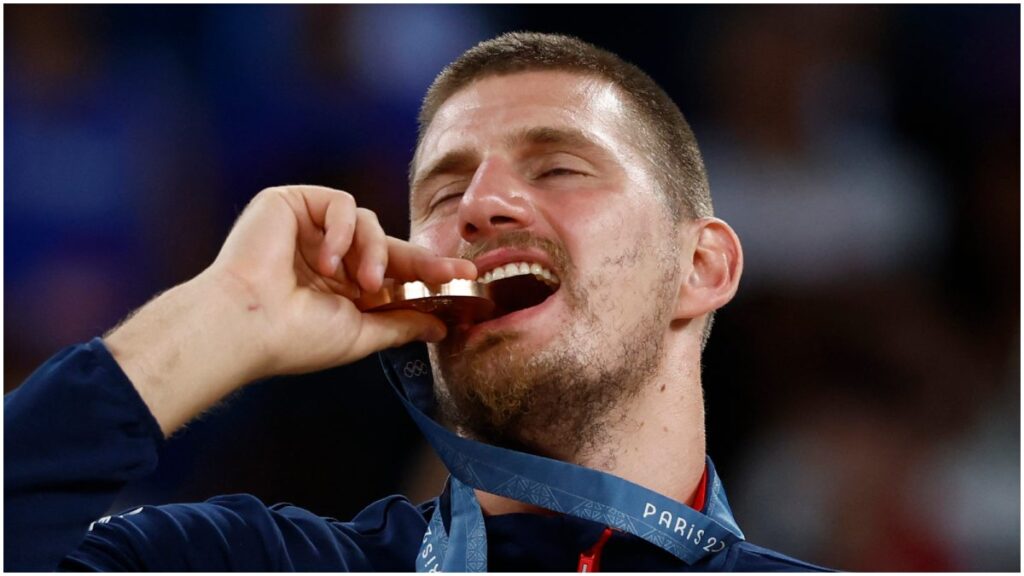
[362,279,495,324]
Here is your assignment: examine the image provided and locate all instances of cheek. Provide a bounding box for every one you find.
[409,219,460,255]
[561,213,672,328]
[551,195,656,275]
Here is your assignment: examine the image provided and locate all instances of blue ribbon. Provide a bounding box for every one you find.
[381,344,744,571]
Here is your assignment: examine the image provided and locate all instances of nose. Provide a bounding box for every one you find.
[458,159,535,242]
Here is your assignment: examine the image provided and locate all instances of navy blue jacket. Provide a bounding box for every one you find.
[5,339,827,571]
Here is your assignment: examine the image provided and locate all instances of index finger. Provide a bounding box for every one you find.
[385,237,477,284]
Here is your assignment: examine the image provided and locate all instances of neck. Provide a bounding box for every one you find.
[475,353,706,516]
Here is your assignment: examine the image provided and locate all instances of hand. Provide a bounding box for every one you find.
[208,185,476,376]
[104,185,475,436]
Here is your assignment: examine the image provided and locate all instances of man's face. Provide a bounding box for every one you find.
[408,70,683,456]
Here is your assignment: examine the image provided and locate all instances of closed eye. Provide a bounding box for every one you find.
[428,180,469,212]
[529,164,592,189]
[431,192,463,209]
[540,168,580,178]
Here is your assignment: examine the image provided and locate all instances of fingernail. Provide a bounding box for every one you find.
[329,254,341,273]
[374,262,386,283]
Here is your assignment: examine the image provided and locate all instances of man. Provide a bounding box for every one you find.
[5,32,826,571]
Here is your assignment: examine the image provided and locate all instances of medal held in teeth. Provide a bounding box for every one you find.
[364,261,559,325]
[363,279,496,325]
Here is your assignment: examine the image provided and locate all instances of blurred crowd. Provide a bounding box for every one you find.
[4,5,1019,570]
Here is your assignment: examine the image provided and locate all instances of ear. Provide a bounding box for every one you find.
[674,218,743,321]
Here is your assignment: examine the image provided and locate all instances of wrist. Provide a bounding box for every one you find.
[104,269,271,436]
[190,267,278,380]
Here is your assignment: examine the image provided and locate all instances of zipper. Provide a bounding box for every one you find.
[577,527,615,572]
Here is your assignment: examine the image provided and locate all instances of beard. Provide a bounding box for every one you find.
[428,231,679,462]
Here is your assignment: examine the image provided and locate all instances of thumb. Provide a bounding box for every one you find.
[352,310,448,358]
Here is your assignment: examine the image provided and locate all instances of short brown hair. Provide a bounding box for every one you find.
[411,31,713,222]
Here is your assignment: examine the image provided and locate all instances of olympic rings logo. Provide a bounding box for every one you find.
[404,359,429,378]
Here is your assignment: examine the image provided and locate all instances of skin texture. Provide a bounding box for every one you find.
[409,70,744,513]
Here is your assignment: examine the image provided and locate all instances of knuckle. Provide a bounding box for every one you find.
[266,185,293,197]
[357,210,385,240]
[337,190,356,206]
[332,192,358,219]
[356,207,379,222]
[252,186,283,203]
[261,185,300,205]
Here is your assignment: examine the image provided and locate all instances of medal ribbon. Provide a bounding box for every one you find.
[381,345,744,572]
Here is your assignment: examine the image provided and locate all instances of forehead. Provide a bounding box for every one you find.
[416,70,632,169]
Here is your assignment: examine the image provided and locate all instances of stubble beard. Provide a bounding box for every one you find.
[428,236,679,463]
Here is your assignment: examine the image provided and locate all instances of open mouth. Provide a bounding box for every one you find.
[479,261,560,320]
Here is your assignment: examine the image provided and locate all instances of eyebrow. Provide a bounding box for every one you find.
[411,148,480,196]
[411,126,608,196]
[506,126,604,153]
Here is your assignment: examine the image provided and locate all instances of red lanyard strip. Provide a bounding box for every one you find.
[577,527,615,572]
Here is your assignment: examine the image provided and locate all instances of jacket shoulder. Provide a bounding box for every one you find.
[66,493,428,571]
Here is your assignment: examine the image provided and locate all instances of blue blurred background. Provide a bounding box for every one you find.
[4,5,1019,570]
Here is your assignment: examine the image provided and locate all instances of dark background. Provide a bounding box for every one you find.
[4,4,1019,570]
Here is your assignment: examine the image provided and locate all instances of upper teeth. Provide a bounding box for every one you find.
[479,261,560,286]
